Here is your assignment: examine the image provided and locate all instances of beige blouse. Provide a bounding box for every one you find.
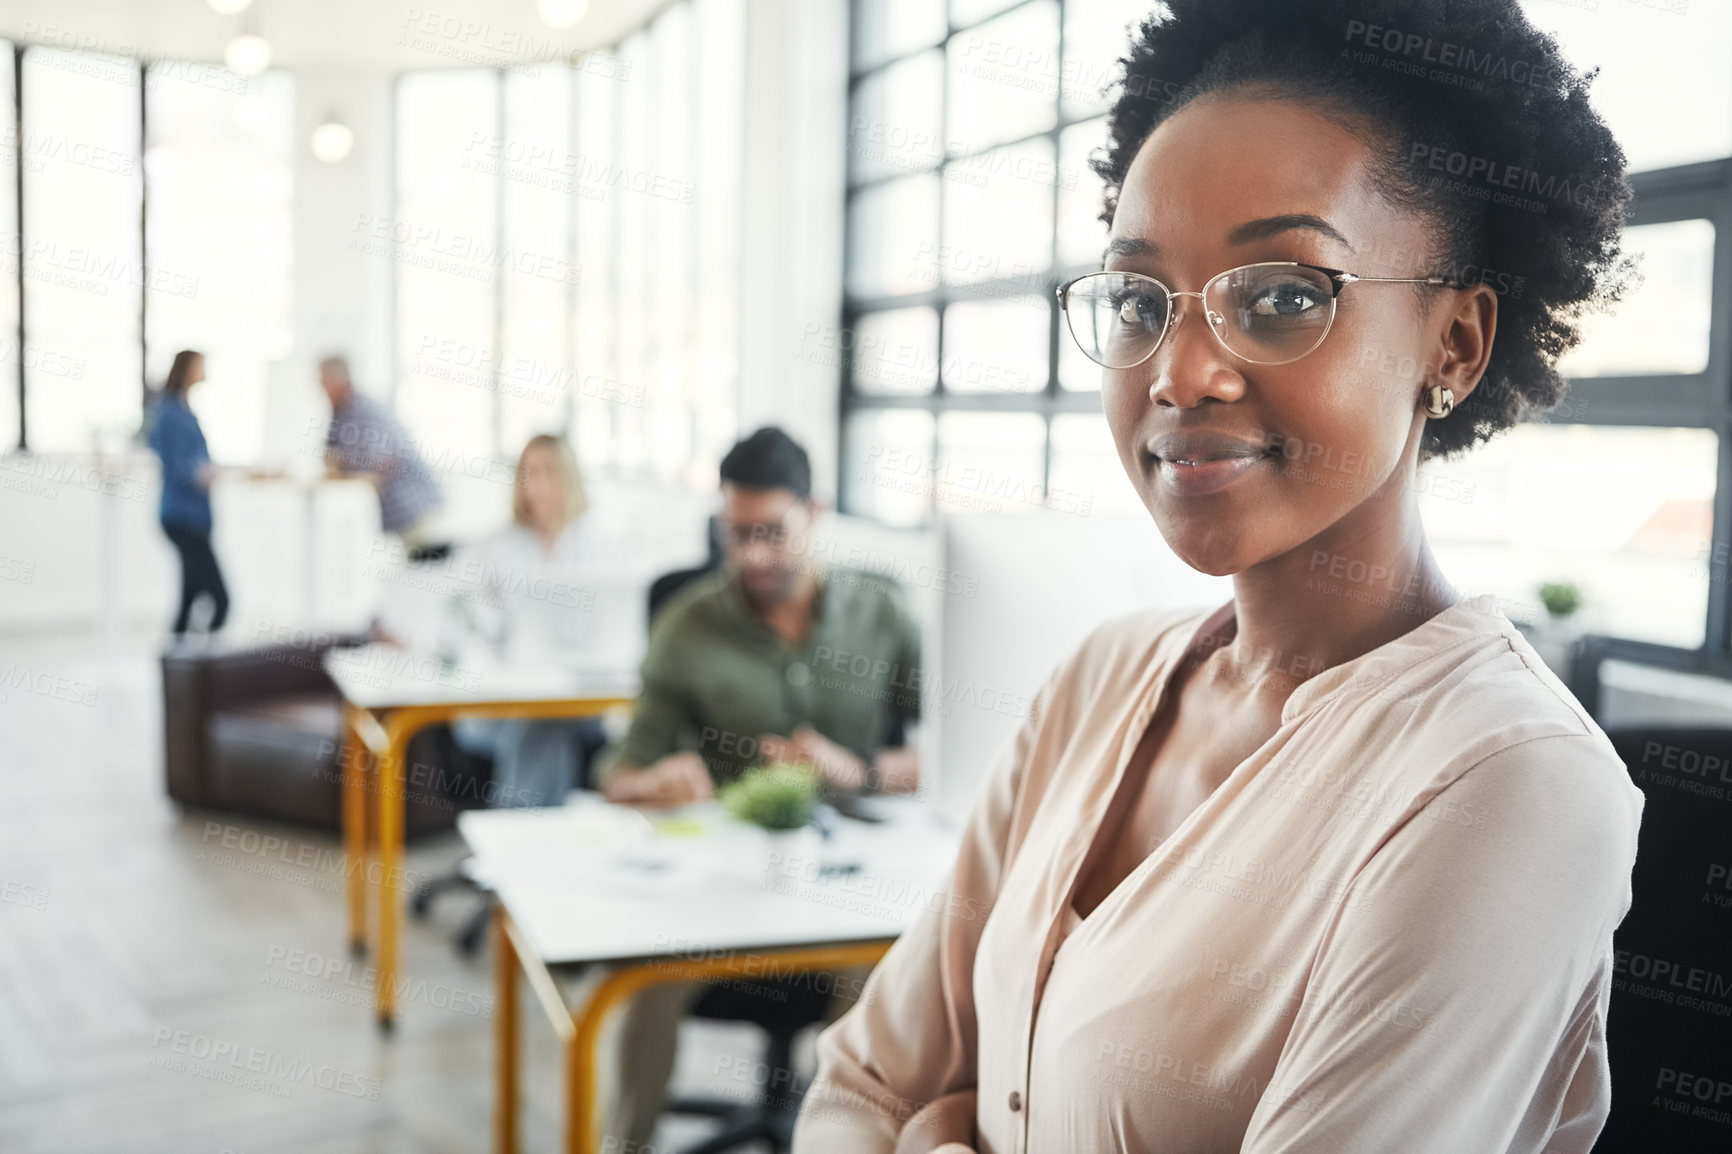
[792,596,1644,1154]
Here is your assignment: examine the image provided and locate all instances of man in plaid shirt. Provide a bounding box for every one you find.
[319,356,447,558]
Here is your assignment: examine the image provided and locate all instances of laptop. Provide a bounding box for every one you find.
[493,563,649,676]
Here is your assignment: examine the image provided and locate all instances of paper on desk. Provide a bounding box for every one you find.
[462,798,733,896]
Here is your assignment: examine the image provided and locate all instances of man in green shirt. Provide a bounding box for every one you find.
[598,426,923,804]
[594,427,924,1150]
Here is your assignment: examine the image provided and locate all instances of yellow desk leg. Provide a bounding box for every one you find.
[342,709,369,956]
[375,721,409,1030]
[568,969,630,1154]
[561,945,887,1154]
[568,965,680,1154]
[495,907,520,1154]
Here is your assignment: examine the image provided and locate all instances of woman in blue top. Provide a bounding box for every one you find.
[147,350,229,638]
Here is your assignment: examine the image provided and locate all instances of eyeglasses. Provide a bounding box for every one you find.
[1055,262,1466,369]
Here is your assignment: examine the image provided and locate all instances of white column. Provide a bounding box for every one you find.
[260,67,397,472]
[736,0,849,500]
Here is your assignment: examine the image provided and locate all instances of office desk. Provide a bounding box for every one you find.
[326,644,637,1029]
[459,796,961,1154]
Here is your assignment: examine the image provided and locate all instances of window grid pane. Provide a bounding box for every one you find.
[1425,425,1717,650]
[844,0,1076,523]
[572,63,619,472]
[0,45,17,449]
[22,49,143,454]
[612,30,654,475]
[394,70,498,464]
[144,66,294,466]
[498,68,575,456]
[691,0,746,486]
[945,1,1060,158]
[934,410,1047,517]
[388,3,742,493]
[1556,219,1715,379]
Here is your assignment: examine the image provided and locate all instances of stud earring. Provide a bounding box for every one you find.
[1422,384,1455,419]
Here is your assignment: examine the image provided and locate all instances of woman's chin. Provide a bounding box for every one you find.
[1149,518,1256,578]
[1161,545,1247,579]
[1179,553,1246,579]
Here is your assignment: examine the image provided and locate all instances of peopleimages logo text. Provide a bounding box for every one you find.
[1407,144,1605,212]
[1343,20,1556,88]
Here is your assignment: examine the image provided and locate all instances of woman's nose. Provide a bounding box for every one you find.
[1145,296,1245,407]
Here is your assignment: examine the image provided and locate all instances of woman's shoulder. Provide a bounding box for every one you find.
[149,394,191,425]
[1017,603,1215,740]
[1414,612,1610,751]
[1380,614,1643,829]
[1058,602,1216,692]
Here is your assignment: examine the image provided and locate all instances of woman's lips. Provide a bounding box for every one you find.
[1150,451,1274,496]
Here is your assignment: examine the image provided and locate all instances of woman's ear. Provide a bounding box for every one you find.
[1430,283,1498,408]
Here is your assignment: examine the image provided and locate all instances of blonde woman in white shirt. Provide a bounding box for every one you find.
[450,434,618,806]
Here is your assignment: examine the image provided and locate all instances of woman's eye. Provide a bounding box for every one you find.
[1247,283,1322,318]
[1113,292,1161,326]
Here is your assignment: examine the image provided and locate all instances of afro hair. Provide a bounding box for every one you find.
[1092,0,1637,461]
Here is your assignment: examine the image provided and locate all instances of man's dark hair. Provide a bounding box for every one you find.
[1093,0,1636,462]
[719,426,812,500]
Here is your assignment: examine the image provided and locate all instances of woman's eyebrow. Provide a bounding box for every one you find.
[1102,236,1157,263]
[1227,213,1352,248]
[1101,215,1351,264]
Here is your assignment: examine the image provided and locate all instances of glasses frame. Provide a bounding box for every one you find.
[720,502,813,551]
[1055,262,1469,369]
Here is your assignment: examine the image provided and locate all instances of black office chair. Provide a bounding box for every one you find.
[648,514,727,622]
[1593,727,1732,1153]
[664,980,838,1153]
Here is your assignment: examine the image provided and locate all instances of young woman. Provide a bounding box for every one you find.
[449,434,618,806]
[148,349,230,639]
[794,2,1643,1151]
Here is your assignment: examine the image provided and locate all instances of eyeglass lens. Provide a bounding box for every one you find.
[1064,266,1337,368]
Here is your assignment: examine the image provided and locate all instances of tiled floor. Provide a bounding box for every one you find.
[0,630,778,1153]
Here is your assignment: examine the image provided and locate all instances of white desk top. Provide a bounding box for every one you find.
[323,643,638,710]
[458,794,964,966]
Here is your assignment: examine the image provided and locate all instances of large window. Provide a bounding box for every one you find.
[0,40,292,460]
[393,70,499,464]
[840,0,1163,528]
[1425,1,1732,654]
[392,0,745,489]
[144,65,294,464]
[19,49,142,455]
[0,48,17,450]
[841,0,1732,664]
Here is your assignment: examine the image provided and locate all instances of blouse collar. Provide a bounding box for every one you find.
[1172,593,1519,727]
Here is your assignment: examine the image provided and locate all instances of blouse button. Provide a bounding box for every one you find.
[1008,1090,1022,1113]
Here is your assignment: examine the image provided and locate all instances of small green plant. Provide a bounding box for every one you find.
[1537,581,1583,619]
[718,763,819,831]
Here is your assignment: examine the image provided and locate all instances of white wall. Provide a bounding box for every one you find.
[936,511,1234,812]
[259,67,397,472]
[0,451,170,636]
